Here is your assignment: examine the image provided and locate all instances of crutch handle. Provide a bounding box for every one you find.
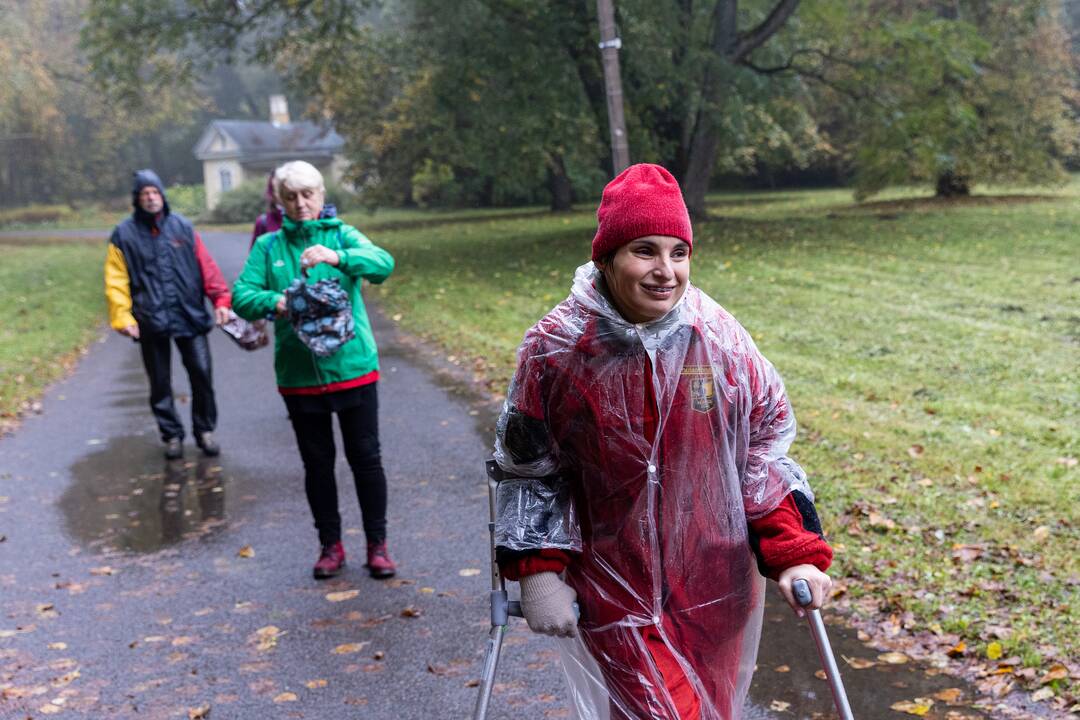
[506,600,581,620]
[793,578,814,607]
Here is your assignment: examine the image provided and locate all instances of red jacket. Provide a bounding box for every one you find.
[494,264,831,719]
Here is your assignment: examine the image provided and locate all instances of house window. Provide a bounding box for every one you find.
[220,168,233,192]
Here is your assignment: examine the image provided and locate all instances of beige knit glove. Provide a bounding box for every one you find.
[519,571,578,638]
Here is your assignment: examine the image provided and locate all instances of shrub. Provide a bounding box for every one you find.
[208,181,267,224]
[0,204,74,226]
[165,184,206,219]
[323,182,360,215]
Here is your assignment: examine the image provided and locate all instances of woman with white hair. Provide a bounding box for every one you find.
[233,160,398,580]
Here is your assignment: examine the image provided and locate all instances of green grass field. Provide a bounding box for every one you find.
[0,240,107,429]
[353,184,1079,693]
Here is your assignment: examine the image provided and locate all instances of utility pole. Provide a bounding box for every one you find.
[596,0,630,175]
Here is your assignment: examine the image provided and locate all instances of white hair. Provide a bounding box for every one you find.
[274,161,325,197]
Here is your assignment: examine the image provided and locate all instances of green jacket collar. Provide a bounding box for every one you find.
[280,215,343,240]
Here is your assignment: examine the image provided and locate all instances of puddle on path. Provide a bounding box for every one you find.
[60,434,248,554]
[751,592,989,719]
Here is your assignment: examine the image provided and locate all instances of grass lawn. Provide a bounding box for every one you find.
[355,184,1079,700]
[0,240,107,428]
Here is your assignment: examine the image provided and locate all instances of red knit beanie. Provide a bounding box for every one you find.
[592,163,693,261]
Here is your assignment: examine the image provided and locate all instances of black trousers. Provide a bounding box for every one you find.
[286,383,388,547]
[138,333,217,442]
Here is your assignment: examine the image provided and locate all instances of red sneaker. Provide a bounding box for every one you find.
[365,542,397,579]
[313,541,346,580]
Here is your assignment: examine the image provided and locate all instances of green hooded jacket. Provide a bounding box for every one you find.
[232,215,395,391]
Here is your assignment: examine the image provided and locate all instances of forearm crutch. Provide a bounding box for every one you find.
[792,578,855,720]
[472,460,525,720]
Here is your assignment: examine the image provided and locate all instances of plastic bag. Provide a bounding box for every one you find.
[219,311,269,351]
[283,276,355,357]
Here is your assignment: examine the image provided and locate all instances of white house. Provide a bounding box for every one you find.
[193,96,347,210]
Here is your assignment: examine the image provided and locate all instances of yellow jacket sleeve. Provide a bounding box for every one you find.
[104,243,136,330]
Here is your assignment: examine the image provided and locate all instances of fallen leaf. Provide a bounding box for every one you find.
[47,642,67,650]
[986,642,1003,660]
[464,679,480,688]
[891,698,934,716]
[841,655,876,669]
[867,512,896,530]
[188,706,211,719]
[52,670,79,687]
[305,679,328,689]
[1040,664,1068,684]
[773,664,790,673]
[1030,687,1054,702]
[237,545,255,559]
[273,692,298,703]
[172,636,196,646]
[458,568,481,577]
[333,642,369,655]
[89,566,115,576]
[38,704,63,715]
[951,544,984,563]
[908,444,924,458]
[769,700,791,711]
[934,688,963,703]
[814,670,827,680]
[946,641,967,657]
[878,652,910,665]
[325,590,360,603]
[400,606,422,618]
[250,626,284,652]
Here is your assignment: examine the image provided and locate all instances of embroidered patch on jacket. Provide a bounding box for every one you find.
[689,376,716,413]
[681,366,716,412]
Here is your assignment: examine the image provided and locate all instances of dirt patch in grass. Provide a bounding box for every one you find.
[835,194,1061,217]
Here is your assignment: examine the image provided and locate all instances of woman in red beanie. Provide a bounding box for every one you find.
[493,163,833,719]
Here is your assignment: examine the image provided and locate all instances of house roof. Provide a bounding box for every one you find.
[193,120,345,162]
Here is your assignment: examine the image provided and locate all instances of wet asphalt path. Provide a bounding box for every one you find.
[0,230,987,719]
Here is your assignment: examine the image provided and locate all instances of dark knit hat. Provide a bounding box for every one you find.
[592,163,692,261]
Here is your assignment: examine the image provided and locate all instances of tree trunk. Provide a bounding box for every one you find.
[682,113,722,220]
[481,176,496,207]
[935,170,970,198]
[681,0,801,219]
[547,153,574,212]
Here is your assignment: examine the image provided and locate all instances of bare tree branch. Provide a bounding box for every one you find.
[732,0,800,61]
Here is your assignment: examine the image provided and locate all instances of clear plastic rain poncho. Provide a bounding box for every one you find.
[494,262,814,720]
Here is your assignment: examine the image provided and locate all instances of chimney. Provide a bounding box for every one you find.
[269,95,290,126]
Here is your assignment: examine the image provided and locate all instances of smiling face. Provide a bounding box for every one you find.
[279,184,325,222]
[137,186,164,214]
[595,235,690,323]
